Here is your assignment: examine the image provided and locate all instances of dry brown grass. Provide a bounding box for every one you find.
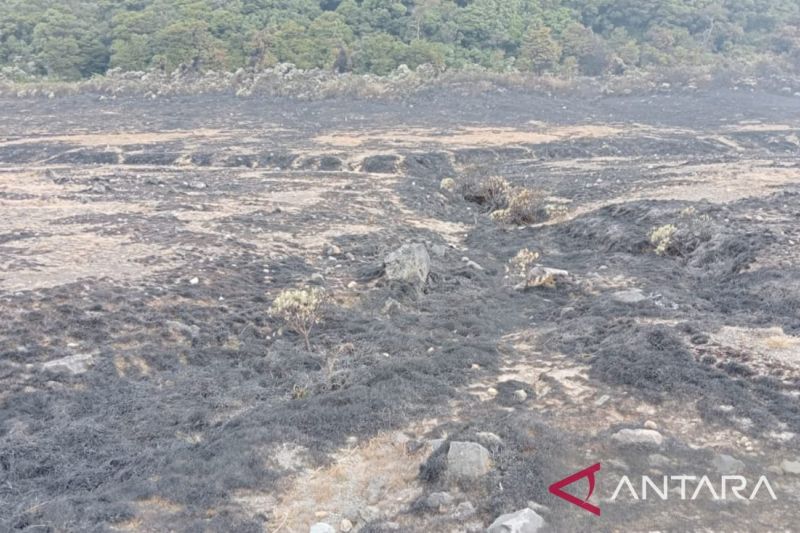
[491,187,546,225]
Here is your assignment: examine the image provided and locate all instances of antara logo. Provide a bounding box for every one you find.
[549,463,777,516]
[548,463,602,516]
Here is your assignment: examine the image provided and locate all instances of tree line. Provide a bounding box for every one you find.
[1,0,799,80]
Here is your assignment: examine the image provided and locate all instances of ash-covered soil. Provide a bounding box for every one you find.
[1,89,799,532]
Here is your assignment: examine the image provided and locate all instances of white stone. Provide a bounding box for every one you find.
[487,508,545,533]
[611,428,663,447]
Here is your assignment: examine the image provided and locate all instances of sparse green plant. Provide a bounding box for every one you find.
[269,287,327,351]
[649,224,677,255]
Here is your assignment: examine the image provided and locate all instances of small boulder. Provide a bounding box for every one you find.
[780,459,800,475]
[41,353,94,375]
[446,441,492,480]
[322,243,342,257]
[453,501,476,519]
[612,428,663,447]
[713,454,745,475]
[384,243,430,287]
[429,244,447,258]
[309,523,335,533]
[426,491,454,510]
[611,288,647,304]
[487,508,545,533]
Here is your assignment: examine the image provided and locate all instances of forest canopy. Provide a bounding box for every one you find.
[1,0,799,80]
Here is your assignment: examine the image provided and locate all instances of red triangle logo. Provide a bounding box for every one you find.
[548,463,602,516]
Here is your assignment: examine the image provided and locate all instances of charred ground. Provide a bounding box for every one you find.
[1,88,799,532]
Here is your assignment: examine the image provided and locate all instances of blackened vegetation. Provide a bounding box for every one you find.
[1,91,799,531]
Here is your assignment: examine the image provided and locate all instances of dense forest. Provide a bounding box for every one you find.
[1,0,800,80]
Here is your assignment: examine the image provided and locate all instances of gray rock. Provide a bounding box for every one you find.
[611,288,647,304]
[713,454,745,475]
[513,389,528,402]
[611,428,663,447]
[453,501,476,519]
[322,243,342,257]
[384,243,430,287]
[780,459,800,475]
[41,353,94,375]
[461,256,484,271]
[426,491,454,509]
[487,508,545,533]
[447,441,492,480]
[430,244,447,258]
[310,273,325,284]
[309,523,335,533]
[649,454,671,467]
[526,502,549,515]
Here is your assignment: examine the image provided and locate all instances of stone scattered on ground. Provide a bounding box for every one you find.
[429,243,447,258]
[461,256,484,270]
[309,522,336,533]
[446,441,492,480]
[41,353,95,375]
[487,508,546,533]
[322,243,342,257]
[649,453,671,467]
[611,428,664,447]
[611,288,648,303]
[713,454,746,475]
[384,243,430,287]
[453,501,476,519]
[780,459,800,475]
[514,266,569,290]
[426,491,454,510]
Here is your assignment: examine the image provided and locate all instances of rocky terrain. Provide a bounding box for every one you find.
[1,88,799,532]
